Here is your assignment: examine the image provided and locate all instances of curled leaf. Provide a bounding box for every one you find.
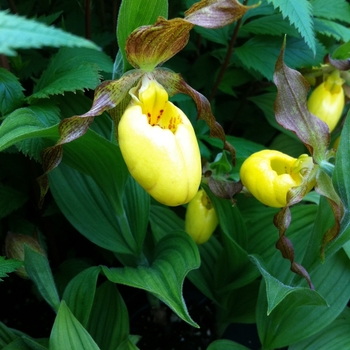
[184,0,260,28]
[37,71,143,206]
[327,54,350,71]
[126,17,194,70]
[274,39,330,164]
[274,207,314,289]
[208,177,242,203]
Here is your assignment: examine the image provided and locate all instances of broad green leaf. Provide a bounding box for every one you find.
[257,249,350,349]
[240,13,299,37]
[0,183,28,219]
[208,195,259,291]
[250,254,327,315]
[269,133,307,158]
[242,0,275,21]
[62,266,101,327]
[149,204,221,303]
[102,232,200,327]
[0,256,23,281]
[207,339,250,350]
[0,68,25,115]
[3,338,31,350]
[241,202,317,268]
[218,68,253,97]
[188,237,222,303]
[193,25,231,46]
[0,322,18,348]
[289,307,350,349]
[235,36,325,80]
[121,177,150,255]
[24,245,60,312]
[50,301,100,350]
[14,103,61,161]
[311,0,350,24]
[314,18,350,42]
[29,48,112,101]
[56,128,128,216]
[216,280,260,334]
[49,163,135,258]
[266,0,315,54]
[87,281,129,350]
[332,41,350,60]
[0,107,59,153]
[149,205,184,242]
[0,10,99,56]
[116,336,141,350]
[248,92,299,141]
[22,337,49,350]
[117,0,168,72]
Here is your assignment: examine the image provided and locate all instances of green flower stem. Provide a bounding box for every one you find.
[319,160,335,177]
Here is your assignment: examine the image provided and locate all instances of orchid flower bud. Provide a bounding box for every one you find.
[5,232,46,279]
[118,74,202,206]
[185,189,218,244]
[307,70,345,132]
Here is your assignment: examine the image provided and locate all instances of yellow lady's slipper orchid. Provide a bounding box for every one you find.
[240,150,314,208]
[307,70,345,132]
[185,189,218,244]
[118,75,202,206]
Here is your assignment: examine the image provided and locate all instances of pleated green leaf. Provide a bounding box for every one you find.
[50,301,100,350]
[24,245,60,312]
[149,204,221,303]
[207,339,250,350]
[0,106,59,153]
[62,266,101,328]
[257,249,350,349]
[0,322,18,348]
[289,307,350,349]
[87,281,129,350]
[250,254,327,315]
[102,232,200,327]
[49,163,134,257]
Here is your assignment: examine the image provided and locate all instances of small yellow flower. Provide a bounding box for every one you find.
[185,189,218,244]
[118,75,202,206]
[240,150,314,208]
[307,70,345,132]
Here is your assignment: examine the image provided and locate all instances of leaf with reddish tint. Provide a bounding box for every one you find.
[208,177,242,202]
[274,207,314,289]
[315,169,344,260]
[184,0,260,28]
[153,68,236,163]
[327,54,350,71]
[126,17,194,70]
[37,70,144,206]
[274,40,330,164]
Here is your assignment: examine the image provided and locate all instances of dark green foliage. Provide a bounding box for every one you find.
[1,0,350,349]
